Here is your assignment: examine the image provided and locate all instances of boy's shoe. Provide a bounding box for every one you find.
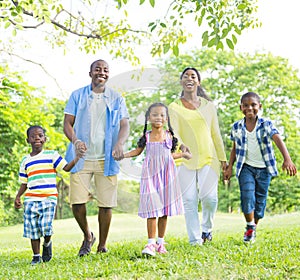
[202,232,213,243]
[156,243,168,254]
[31,256,42,265]
[243,225,256,243]
[78,232,96,257]
[42,241,52,262]
[142,243,157,257]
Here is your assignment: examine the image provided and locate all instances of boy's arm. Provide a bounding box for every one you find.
[14,183,27,209]
[63,155,80,172]
[224,142,236,180]
[272,134,297,176]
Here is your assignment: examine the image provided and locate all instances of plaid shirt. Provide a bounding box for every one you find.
[230,117,279,177]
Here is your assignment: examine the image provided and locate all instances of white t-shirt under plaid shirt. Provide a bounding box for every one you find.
[19,150,68,203]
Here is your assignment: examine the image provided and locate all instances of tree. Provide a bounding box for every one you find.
[0,0,260,65]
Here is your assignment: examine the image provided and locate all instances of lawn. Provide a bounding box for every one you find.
[0,212,299,279]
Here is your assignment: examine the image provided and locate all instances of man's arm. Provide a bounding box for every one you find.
[63,114,86,156]
[112,118,130,161]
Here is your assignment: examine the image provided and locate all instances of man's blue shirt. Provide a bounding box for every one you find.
[64,84,129,176]
[230,117,279,177]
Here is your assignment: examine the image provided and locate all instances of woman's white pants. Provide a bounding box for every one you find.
[178,164,218,244]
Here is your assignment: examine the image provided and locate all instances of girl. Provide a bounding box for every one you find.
[124,103,191,256]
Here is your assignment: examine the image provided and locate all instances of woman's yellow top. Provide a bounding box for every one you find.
[169,97,226,176]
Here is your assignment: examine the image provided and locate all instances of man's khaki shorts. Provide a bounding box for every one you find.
[69,160,117,207]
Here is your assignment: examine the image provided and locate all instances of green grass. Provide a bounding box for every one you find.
[0,212,299,279]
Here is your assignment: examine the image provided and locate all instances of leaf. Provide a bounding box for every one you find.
[163,44,170,54]
[140,0,146,4]
[160,22,166,28]
[226,38,234,50]
[202,31,208,46]
[172,45,179,56]
[232,34,237,44]
[237,4,246,10]
[207,37,215,47]
[149,0,155,8]
[216,41,224,50]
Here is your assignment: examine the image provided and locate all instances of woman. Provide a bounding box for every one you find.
[168,67,227,245]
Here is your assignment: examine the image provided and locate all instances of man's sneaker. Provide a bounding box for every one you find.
[243,225,256,243]
[142,243,157,257]
[156,243,168,254]
[78,232,96,257]
[30,255,42,265]
[202,232,213,244]
[42,241,52,262]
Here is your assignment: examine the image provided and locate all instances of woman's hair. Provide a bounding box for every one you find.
[137,103,178,152]
[180,67,212,101]
[240,91,261,103]
[26,125,46,137]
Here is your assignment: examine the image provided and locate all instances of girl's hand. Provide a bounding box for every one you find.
[182,151,192,160]
[180,144,191,154]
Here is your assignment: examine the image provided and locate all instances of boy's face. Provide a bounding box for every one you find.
[27,127,46,150]
[240,96,262,119]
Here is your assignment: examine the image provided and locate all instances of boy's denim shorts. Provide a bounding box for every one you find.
[23,200,56,240]
[238,164,272,220]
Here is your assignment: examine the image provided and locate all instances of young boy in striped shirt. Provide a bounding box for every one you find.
[14,125,80,265]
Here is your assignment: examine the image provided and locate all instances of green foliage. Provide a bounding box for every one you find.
[0,0,259,64]
[0,213,299,279]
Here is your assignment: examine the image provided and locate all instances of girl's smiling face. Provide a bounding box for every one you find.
[240,96,262,119]
[148,106,168,128]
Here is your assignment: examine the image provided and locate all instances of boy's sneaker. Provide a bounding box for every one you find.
[243,225,256,243]
[31,255,42,265]
[202,232,213,243]
[142,243,157,257]
[42,241,52,262]
[156,243,168,254]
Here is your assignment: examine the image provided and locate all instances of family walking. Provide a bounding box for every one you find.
[15,60,297,264]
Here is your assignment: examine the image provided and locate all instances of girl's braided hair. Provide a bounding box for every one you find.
[137,103,178,152]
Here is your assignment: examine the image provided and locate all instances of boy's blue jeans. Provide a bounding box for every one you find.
[238,164,272,220]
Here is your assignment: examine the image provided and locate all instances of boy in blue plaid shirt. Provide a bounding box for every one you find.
[225,92,297,243]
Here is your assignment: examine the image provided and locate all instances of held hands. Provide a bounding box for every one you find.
[181,151,192,160]
[222,162,232,184]
[74,140,87,158]
[282,159,297,176]
[112,142,124,161]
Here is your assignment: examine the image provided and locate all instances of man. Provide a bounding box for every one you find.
[63,59,129,256]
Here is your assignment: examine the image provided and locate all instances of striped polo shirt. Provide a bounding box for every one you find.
[19,150,68,203]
